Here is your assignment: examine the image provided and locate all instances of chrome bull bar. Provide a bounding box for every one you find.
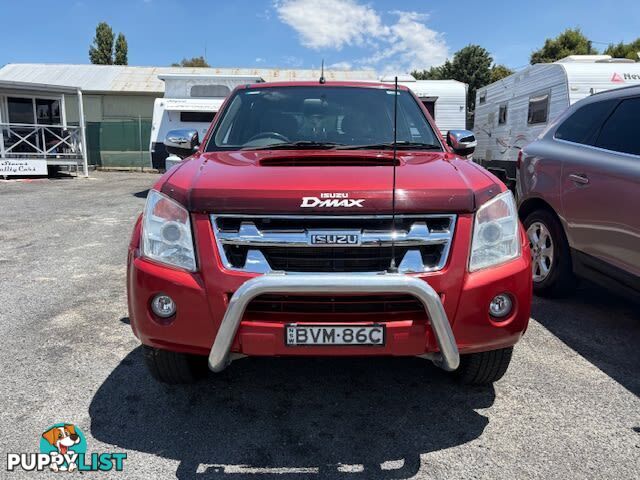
[208,273,460,372]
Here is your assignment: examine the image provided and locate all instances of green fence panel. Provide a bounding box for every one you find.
[85,119,152,168]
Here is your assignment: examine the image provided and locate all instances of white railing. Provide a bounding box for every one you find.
[0,123,84,160]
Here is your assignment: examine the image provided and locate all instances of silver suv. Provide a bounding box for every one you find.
[517,85,640,298]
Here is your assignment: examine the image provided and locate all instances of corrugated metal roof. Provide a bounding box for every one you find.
[0,79,79,94]
[0,64,378,94]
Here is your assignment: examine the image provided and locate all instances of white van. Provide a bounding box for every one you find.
[381,75,467,132]
[473,55,640,187]
[150,74,263,170]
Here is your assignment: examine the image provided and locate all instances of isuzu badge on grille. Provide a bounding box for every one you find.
[310,233,360,245]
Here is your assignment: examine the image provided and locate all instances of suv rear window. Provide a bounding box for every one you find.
[554,99,618,145]
[595,97,640,156]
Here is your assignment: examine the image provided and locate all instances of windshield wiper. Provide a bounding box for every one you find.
[242,141,344,150]
[337,141,442,151]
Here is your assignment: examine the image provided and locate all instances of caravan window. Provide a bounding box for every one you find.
[527,93,549,125]
[498,104,507,125]
[554,99,618,145]
[479,91,487,104]
[180,111,216,123]
[190,85,231,98]
[421,99,436,119]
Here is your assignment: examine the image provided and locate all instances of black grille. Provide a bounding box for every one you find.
[246,294,425,315]
[224,244,444,272]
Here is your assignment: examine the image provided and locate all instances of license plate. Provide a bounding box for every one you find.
[285,325,385,346]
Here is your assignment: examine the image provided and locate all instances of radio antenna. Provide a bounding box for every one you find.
[388,76,399,273]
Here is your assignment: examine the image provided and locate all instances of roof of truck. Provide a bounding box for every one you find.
[240,80,412,90]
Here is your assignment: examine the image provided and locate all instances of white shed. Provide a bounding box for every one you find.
[0,80,88,177]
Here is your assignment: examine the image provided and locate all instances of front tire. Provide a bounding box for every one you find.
[456,347,513,385]
[142,346,209,384]
[523,209,575,297]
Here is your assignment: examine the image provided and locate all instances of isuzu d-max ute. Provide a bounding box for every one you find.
[127,81,532,385]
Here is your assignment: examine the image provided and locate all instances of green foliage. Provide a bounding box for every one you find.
[89,22,128,65]
[490,64,514,83]
[89,22,114,65]
[411,61,452,80]
[114,33,128,65]
[450,45,493,106]
[171,56,211,67]
[604,39,640,61]
[411,45,496,127]
[530,28,597,64]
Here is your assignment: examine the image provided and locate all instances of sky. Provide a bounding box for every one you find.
[0,0,638,74]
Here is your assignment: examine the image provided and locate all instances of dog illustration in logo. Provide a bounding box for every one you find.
[42,424,80,472]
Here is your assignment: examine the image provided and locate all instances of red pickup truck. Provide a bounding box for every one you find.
[127,81,532,385]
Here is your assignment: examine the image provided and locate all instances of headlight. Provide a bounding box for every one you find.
[141,189,196,271]
[469,190,520,272]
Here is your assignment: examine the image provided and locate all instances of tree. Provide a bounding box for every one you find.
[452,45,492,127]
[604,39,640,61]
[411,61,452,80]
[171,56,210,67]
[114,33,128,65]
[530,28,597,64]
[89,22,115,65]
[490,64,514,83]
[89,22,128,65]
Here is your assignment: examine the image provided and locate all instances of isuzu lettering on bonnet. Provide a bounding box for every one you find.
[127,79,532,386]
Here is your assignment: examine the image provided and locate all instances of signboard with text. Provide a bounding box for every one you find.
[0,159,48,176]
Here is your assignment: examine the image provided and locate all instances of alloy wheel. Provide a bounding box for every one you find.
[527,221,554,283]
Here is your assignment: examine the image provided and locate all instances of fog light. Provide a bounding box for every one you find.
[489,294,513,318]
[151,294,176,318]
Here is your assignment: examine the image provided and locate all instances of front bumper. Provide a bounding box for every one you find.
[127,213,532,369]
[209,273,459,372]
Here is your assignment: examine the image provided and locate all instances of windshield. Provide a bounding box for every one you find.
[206,86,441,151]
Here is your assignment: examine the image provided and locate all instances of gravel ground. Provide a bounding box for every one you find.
[0,171,638,479]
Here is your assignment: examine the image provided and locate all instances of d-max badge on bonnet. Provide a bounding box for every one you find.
[300,192,365,208]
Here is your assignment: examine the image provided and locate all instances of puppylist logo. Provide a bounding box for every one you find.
[6,423,126,473]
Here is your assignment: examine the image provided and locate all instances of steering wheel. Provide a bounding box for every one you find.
[247,132,290,143]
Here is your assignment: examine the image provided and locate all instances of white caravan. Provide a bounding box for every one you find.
[381,75,467,132]
[150,74,263,170]
[473,55,640,187]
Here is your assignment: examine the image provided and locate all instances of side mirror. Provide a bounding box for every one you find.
[446,130,476,157]
[165,129,200,159]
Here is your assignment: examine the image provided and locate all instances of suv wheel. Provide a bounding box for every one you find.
[143,346,209,384]
[456,347,513,385]
[524,209,575,297]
